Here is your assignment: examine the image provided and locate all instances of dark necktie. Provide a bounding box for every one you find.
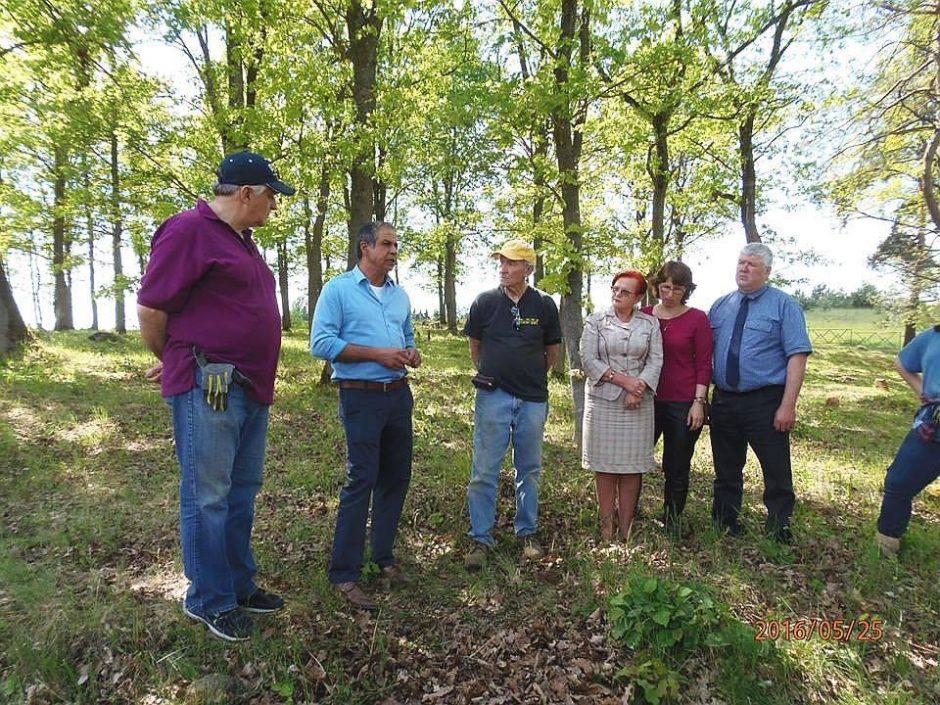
[725,296,750,390]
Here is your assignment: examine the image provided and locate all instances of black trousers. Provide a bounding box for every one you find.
[709,385,794,531]
[654,400,703,520]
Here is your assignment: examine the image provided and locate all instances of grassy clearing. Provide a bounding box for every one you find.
[1,324,939,704]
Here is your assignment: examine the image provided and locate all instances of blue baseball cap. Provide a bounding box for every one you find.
[217,151,296,196]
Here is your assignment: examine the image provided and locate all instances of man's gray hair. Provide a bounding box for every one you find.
[740,242,773,268]
[213,183,268,197]
[356,221,395,260]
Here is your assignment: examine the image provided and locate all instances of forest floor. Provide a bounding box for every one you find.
[1,314,938,704]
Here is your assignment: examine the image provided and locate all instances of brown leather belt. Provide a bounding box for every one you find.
[338,378,409,392]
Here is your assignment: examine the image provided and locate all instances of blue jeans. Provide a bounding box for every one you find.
[468,388,548,546]
[170,368,269,616]
[329,386,414,584]
[878,429,940,538]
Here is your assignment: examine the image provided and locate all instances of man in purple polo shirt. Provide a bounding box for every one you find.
[137,151,295,642]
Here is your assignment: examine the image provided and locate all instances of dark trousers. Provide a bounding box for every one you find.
[709,385,794,531]
[654,400,703,520]
[329,386,414,584]
[878,429,940,538]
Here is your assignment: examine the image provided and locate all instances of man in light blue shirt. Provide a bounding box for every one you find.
[709,243,812,543]
[311,221,421,610]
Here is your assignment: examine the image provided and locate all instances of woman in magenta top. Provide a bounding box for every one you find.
[641,261,713,535]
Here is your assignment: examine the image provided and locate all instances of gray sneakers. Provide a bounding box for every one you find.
[876,532,900,558]
[521,536,544,560]
[464,542,489,571]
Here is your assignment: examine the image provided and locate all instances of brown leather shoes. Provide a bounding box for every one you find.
[380,564,411,587]
[334,582,377,611]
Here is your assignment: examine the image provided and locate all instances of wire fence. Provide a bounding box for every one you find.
[418,324,905,350]
[808,328,902,350]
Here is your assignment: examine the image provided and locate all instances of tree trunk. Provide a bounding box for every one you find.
[739,111,761,243]
[226,23,244,107]
[306,165,329,326]
[0,256,28,355]
[276,237,291,331]
[83,169,98,331]
[922,127,940,233]
[226,20,246,150]
[650,111,670,245]
[53,144,73,331]
[110,131,126,333]
[552,338,567,376]
[904,226,927,346]
[29,249,43,329]
[445,232,458,333]
[551,0,588,445]
[437,257,446,325]
[903,275,920,347]
[532,128,548,286]
[374,145,388,222]
[195,25,232,153]
[345,0,383,268]
[87,207,98,331]
[512,20,549,288]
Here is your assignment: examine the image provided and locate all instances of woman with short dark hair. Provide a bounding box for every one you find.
[642,261,713,536]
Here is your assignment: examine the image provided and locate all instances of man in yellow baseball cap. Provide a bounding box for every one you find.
[491,239,537,265]
[462,239,561,570]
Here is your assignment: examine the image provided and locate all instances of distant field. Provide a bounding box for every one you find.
[805,308,903,350]
[804,307,895,331]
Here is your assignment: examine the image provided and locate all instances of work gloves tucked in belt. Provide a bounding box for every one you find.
[202,363,234,412]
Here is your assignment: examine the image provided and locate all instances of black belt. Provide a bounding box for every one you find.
[193,348,252,388]
[338,379,409,392]
[715,384,784,396]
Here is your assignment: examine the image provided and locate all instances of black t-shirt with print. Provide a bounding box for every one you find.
[463,286,562,402]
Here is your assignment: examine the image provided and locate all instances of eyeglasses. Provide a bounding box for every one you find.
[510,305,521,332]
[611,287,640,297]
[659,284,685,293]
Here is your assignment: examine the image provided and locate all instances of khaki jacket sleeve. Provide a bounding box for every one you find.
[638,319,664,394]
[580,312,625,401]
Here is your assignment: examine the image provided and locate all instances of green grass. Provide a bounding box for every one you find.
[1,326,939,703]
[805,308,904,351]
[804,307,893,331]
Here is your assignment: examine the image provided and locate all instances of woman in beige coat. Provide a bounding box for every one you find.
[580,270,663,540]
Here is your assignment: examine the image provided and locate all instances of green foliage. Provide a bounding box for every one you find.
[620,657,681,705]
[609,573,778,704]
[610,575,729,655]
[793,283,881,310]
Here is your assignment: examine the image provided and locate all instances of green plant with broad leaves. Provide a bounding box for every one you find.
[609,574,738,704]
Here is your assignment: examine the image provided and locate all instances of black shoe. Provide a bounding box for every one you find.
[237,588,285,613]
[183,605,254,642]
[715,521,743,537]
[662,510,685,538]
[771,526,793,544]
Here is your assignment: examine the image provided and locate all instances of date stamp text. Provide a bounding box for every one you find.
[753,618,884,642]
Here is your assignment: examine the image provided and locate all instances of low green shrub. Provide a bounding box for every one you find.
[609,573,764,704]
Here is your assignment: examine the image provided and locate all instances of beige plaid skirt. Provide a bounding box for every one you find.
[581,392,655,474]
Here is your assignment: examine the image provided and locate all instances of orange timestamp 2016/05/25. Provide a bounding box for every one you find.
[753,618,884,642]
